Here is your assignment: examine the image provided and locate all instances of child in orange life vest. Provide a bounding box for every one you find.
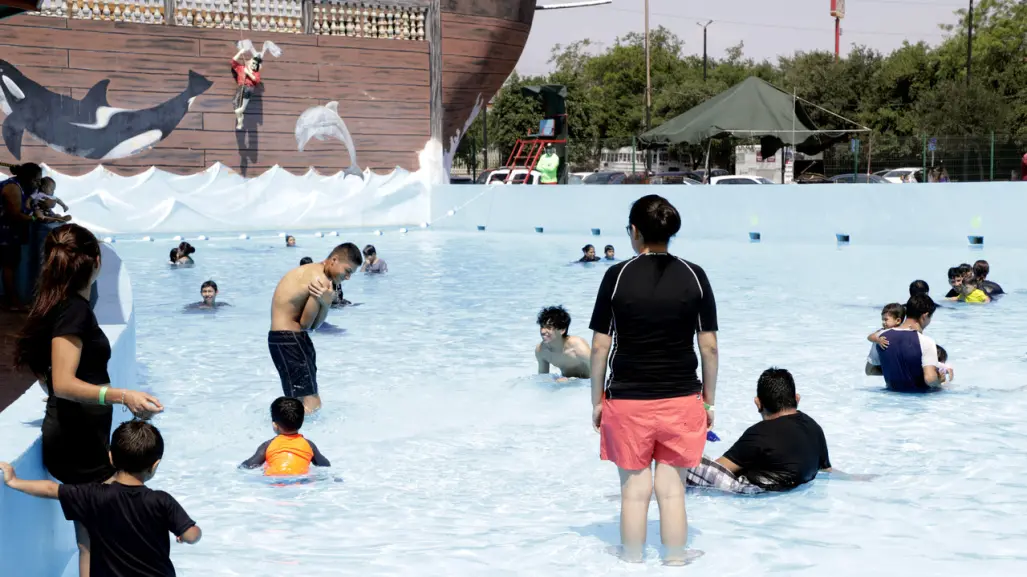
[240,397,331,476]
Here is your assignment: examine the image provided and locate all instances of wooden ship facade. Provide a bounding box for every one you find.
[0,0,534,175]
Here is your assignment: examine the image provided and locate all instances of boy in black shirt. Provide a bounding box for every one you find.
[686,368,835,493]
[0,421,201,577]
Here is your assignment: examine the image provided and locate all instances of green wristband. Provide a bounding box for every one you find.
[98,386,109,406]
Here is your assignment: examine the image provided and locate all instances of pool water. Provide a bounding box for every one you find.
[112,231,1027,576]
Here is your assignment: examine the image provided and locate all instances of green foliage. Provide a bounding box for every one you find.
[470,0,1027,173]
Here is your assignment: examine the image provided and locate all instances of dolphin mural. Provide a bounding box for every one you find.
[0,60,212,160]
[295,101,363,179]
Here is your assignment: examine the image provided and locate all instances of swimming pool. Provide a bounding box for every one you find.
[113,230,1027,576]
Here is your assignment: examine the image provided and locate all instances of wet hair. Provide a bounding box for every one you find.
[537,305,571,335]
[299,256,313,265]
[329,242,363,267]
[271,396,304,432]
[936,345,948,363]
[909,280,929,297]
[604,245,614,253]
[201,280,217,292]
[957,263,973,278]
[363,244,376,257]
[178,242,195,256]
[756,368,798,414]
[628,194,681,244]
[10,162,42,190]
[904,294,937,322]
[581,244,594,254]
[110,420,165,474]
[881,302,905,321]
[15,224,101,378]
[286,235,295,242]
[947,267,961,280]
[39,176,56,193]
[169,249,179,263]
[973,260,989,280]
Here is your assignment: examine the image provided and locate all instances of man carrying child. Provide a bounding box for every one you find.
[865,294,945,392]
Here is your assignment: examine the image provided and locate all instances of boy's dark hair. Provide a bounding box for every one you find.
[973,260,989,280]
[201,280,217,291]
[909,280,929,297]
[936,345,948,363]
[628,194,681,244]
[271,397,304,432]
[537,305,571,335]
[581,244,594,253]
[604,245,614,252]
[905,294,937,321]
[957,263,973,277]
[881,302,905,320]
[40,176,56,191]
[169,249,179,263]
[329,242,363,267]
[947,267,961,280]
[299,256,313,265]
[756,368,798,414]
[111,420,165,474]
[363,244,376,256]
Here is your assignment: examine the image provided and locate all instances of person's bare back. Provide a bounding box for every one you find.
[536,335,591,379]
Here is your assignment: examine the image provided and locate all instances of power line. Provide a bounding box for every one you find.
[610,8,949,38]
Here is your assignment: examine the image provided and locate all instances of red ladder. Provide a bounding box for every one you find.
[504,139,548,172]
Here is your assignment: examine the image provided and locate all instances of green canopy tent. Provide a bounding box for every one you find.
[638,76,866,174]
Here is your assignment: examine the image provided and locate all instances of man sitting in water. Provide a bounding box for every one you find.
[186,280,229,310]
[578,244,600,262]
[535,305,591,380]
[603,245,616,261]
[973,260,1003,297]
[269,243,362,413]
[686,368,836,493]
[360,244,388,273]
[865,294,944,392]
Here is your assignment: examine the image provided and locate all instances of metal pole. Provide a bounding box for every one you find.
[632,136,637,174]
[922,134,927,177]
[967,0,974,84]
[990,130,995,181]
[697,21,712,82]
[482,104,489,170]
[834,17,840,61]
[644,0,651,172]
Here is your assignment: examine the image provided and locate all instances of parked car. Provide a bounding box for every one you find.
[880,167,924,183]
[583,171,628,185]
[828,173,889,184]
[650,173,702,185]
[710,175,774,185]
[795,173,830,184]
[685,168,730,183]
[450,175,475,185]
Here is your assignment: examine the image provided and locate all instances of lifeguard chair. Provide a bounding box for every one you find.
[502,85,569,184]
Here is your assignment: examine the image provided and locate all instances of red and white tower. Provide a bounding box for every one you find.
[831,0,846,60]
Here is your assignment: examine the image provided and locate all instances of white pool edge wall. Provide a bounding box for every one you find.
[0,243,136,577]
[428,183,1023,247]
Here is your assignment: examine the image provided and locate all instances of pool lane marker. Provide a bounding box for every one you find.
[238,234,250,240]
[328,231,338,237]
[314,232,324,238]
[373,230,383,236]
[102,236,115,243]
[749,232,760,242]
[197,235,208,241]
[399,228,409,233]
[173,235,183,241]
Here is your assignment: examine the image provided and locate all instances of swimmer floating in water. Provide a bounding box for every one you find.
[604,245,616,261]
[285,235,297,248]
[240,397,330,476]
[578,244,600,263]
[535,305,591,380]
[186,280,230,310]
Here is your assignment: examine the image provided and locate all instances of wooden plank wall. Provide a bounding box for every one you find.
[439,11,530,143]
[0,14,431,175]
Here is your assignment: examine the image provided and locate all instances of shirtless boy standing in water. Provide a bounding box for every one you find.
[269,243,362,413]
[535,305,591,379]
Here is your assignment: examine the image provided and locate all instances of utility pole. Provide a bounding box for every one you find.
[644,0,651,173]
[697,20,713,81]
[967,0,974,84]
[482,101,489,170]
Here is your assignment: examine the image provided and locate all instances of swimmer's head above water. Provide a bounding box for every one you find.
[299,257,313,266]
[880,303,904,329]
[286,235,296,248]
[903,294,937,329]
[271,396,305,435]
[362,244,378,263]
[200,280,218,306]
[581,244,596,260]
[627,194,681,252]
[604,245,615,260]
[537,305,571,344]
[909,280,929,297]
[323,243,363,283]
[755,368,799,419]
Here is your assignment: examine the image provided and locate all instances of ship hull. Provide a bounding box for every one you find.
[0,0,533,176]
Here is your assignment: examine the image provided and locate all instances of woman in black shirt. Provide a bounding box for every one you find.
[589,194,719,565]
[15,224,164,577]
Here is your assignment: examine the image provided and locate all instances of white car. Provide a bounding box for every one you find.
[710,175,774,185]
[881,168,924,184]
[484,168,544,185]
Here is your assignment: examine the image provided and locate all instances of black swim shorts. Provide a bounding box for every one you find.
[268,330,318,398]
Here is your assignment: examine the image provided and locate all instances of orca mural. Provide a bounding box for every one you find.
[0,60,212,161]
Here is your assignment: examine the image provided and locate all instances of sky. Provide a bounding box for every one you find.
[517,0,969,76]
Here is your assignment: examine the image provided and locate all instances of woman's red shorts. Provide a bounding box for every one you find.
[600,394,708,470]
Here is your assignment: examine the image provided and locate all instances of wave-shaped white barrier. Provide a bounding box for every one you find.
[25,161,436,234]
